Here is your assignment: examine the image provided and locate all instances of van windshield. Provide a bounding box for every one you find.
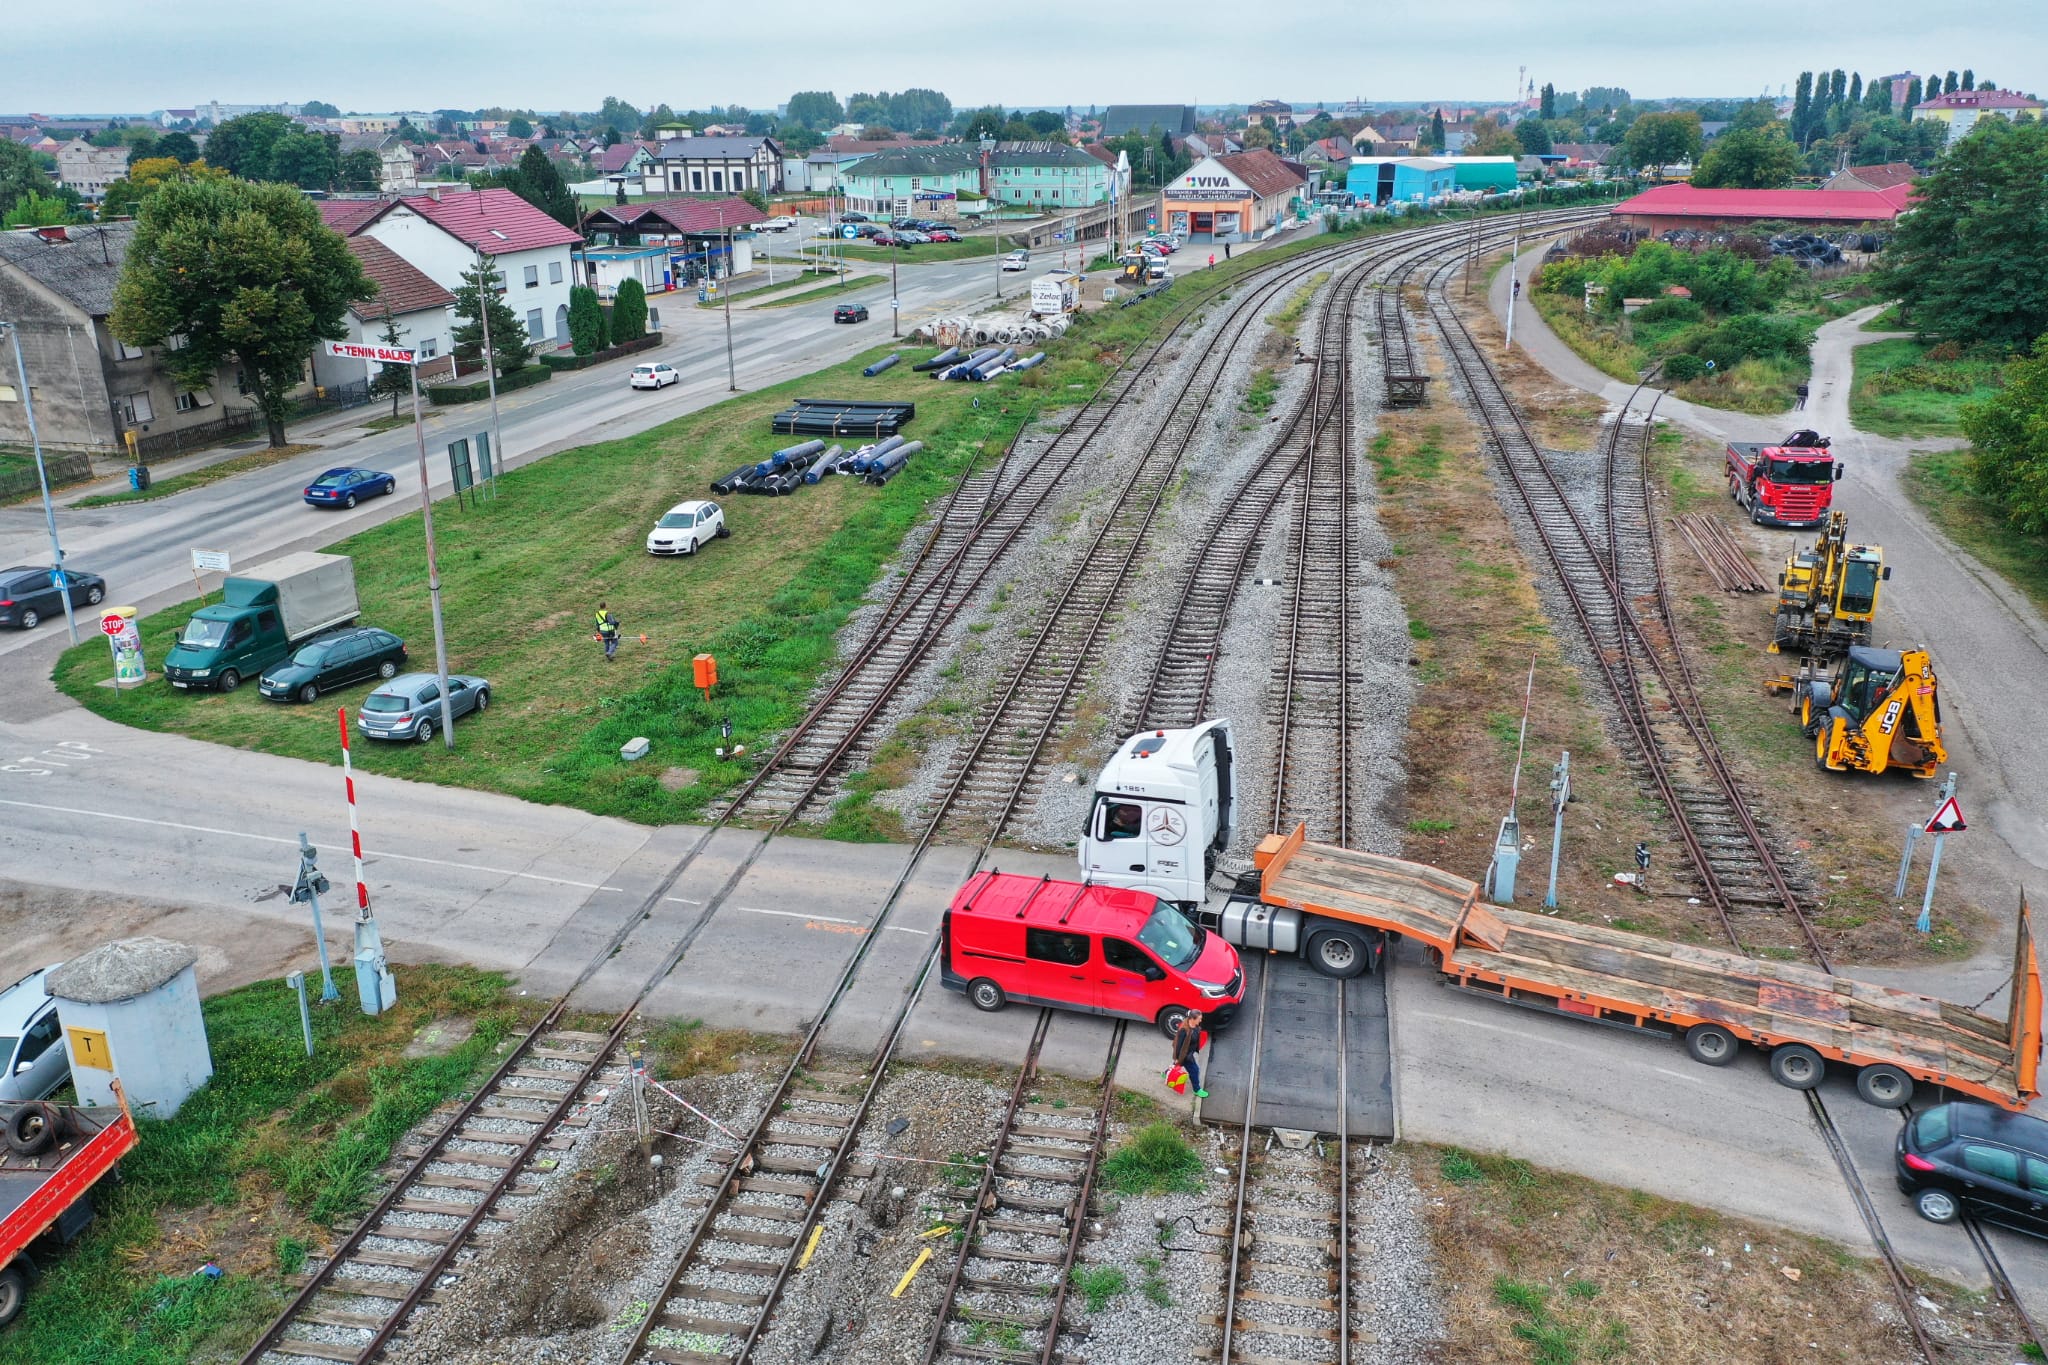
[179,618,229,647]
[1138,901,1202,971]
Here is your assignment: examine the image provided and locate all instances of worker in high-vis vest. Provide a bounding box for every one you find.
[595,602,621,660]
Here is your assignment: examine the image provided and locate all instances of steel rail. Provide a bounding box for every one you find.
[1217,956,1273,1365]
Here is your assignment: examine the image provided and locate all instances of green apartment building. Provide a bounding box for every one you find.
[841,142,1112,218]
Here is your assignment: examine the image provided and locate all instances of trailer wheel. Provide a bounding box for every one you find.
[4,1102,61,1157]
[1768,1043,1825,1090]
[1684,1023,1740,1066]
[1306,929,1370,979]
[967,978,1005,1013]
[0,1264,25,1329]
[1856,1064,1914,1109]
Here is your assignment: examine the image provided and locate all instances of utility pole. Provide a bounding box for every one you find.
[473,250,504,499]
[408,362,458,749]
[1504,209,1522,352]
[3,321,79,643]
[891,255,900,339]
[1543,751,1570,909]
[719,207,737,391]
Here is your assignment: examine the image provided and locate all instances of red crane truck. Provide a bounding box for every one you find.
[0,1087,137,1327]
[1726,429,1842,528]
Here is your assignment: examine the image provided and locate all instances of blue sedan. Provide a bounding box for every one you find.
[304,467,397,509]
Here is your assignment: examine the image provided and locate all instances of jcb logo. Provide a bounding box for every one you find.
[1879,700,1903,735]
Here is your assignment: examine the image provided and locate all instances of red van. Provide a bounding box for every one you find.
[941,872,1245,1036]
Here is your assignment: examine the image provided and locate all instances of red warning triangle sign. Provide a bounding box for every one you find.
[1925,796,1967,834]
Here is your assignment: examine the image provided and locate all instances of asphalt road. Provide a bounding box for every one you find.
[0,236,1010,676]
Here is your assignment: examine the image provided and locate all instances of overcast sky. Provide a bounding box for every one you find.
[7,1,2040,114]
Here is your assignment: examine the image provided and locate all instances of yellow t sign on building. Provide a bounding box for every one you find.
[67,1026,111,1071]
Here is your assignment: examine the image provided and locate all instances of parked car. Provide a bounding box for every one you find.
[258,626,407,703]
[646,499,728,556]
[901,231,931,245]
[940,871,1244,1037]
[1143,236,1177,253]
[839,211,869,223]
[1898,1100,2048,1236]
[1001,250,1030,272]
[0,968,68,1105]
[870,231,900,247]
[357,672,490,744]
[630,362,680,390]
[0,565,105,630]
[303,467,396,510]
[755,217,795,233]
[834,303,870,323]
[927,228,960,243]
[1140,241,1169,257]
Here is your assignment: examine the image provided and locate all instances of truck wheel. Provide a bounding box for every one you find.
[1306,929,1369,979]
[1751,501,1767,526]
[1156,1005,1192,1039]
[967,978,1005,1012]
[1684,1023,1739,1066]
[5,1102,61,1156]
[1856,1064,1914,1109]
[217,670,240,693]
[1768,1043,1825,1090]
[0,1264,25,1329]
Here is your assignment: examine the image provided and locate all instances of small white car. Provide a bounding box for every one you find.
[630,362,680,390]
[647,500,728,556]
[1001,251,1030,272]
[0,967,68,1104]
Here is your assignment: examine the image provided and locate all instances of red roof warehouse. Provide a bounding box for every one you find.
[1611,182,1914,231]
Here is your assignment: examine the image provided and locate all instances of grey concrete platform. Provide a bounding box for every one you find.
[1204,953,1393,1136]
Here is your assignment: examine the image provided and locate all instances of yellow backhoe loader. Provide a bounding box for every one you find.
[1770,510,1888,658]
[1790,646,1946,778]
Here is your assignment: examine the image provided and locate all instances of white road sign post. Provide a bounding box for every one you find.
[323,340,456,749]
[1917,774,1965,934]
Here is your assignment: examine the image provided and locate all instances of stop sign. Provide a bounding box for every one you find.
[100,613,125,636]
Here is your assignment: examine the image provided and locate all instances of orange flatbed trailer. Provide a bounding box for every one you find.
[0,1094,138,1325]
[1254,826,2042,1110]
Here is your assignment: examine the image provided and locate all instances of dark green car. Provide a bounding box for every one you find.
[257,627,407,703]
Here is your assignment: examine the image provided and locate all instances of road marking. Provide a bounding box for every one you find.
[664,896,703,906]
[0,796,612,890]
[736,905,862,926]
[1652,1067,1707,1086]
[887,926,931,936]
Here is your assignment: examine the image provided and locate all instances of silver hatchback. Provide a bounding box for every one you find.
[357,672,491,744]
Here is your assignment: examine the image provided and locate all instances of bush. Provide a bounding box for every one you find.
[1101,1121,1205,1195]
[567,285,606,357]
[1686,313,1813,370]
[1660,353,1706,381]
[612,277,647,343]
[426,365,551,404]
[1629,296,1701,328]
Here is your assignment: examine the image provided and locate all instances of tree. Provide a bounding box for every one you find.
[1540,83,1556,120]
[598,96,642,134]
[957,107,1005,142]
[1691,125,1799,188]
[514,144,577,226]
[738,187,768,214]
[1024,109,1064,138]
[268,130,340,189]
[863,124,902,142]
[1943,71,1959,95]
[1622,111,1703,173]
[846,92,887,125]
[785,91,843,130]
[1875,118,2048,351]
[301,100,340,119]
[780,125,822,155]
[1241,123,1276,150]
[1791,72,1815,147]
[368,312,413,416]
[3,191,75,228]
[339,148,382,191]
[205,111,294,179]
[450,260,534,377]
[156,130,200,163]
[1731,98,1779,132]
[1905,77,1924,112]
[507,115,533,139]
[1961,335,2048,533]
[1467,117,1521,156]
[638,104,678,139]
[1848,73,1863,108]
[1426,108,1447,153]
[1962,70,1976,91]
[1515,119,1553,155]
[1866,78,1895,114]
[611,277,646,344]
[111,177,372,447]
[886,89,952,132]
[567,285,606,357]
[0,141,74,219]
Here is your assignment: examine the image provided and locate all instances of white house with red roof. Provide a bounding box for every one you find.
[330,187,584,350]
[312,236,460,392]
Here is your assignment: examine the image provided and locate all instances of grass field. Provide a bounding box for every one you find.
[4,965,534,1365]
[1850,337,2005,438]
[1903,447,2048,618]
[71,443,318,509]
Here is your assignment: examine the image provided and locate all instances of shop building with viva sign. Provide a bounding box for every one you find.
[1160,150,1306,244]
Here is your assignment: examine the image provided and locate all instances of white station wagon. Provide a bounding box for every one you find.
[646,500,728,556]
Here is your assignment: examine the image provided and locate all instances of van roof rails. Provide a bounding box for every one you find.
[1012,873,1053,918]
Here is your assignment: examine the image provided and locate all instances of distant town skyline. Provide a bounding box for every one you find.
[8,0,2039,114]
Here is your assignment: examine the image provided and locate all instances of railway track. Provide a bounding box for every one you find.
[244,1005,632,1365]
[919,1012,1126,1365]
[1426,260,1818,956]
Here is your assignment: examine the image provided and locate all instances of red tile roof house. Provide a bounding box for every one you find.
[1610,182,1914,231]
[323,187,584,351]
[311,236,460,392]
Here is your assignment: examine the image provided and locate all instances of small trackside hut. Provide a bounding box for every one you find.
[1253,826,2042,1111]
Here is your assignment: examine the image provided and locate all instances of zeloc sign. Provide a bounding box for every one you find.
[323,340,416,364]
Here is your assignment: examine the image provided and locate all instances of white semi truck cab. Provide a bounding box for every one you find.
[1078,720,1235,908]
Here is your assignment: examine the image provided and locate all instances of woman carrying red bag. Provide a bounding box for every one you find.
[1170,1010,1209,1099]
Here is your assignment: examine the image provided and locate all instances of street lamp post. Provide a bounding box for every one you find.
[408,362,457,749]
[2,320,79,643]
[473,250,505,499]
[718,208,737,391]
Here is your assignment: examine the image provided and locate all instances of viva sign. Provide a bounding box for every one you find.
[1173,172,1243,202]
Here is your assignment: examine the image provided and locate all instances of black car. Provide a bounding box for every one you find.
[0,564,106,630]
[834,304,869,323]
[839,211,869,223]
[258,626,408,702]
[1897,1100,2048,1236]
